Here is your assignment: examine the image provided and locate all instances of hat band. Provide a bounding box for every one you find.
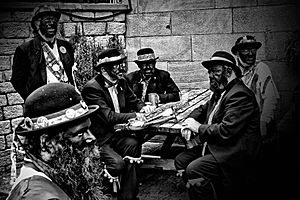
[97,55,124,66]
[137,53,156,61]
[210,56,235,65]
[19,101,89,132]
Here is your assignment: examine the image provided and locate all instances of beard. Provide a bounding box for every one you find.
[46,142,110,200]
[209,75,228,93]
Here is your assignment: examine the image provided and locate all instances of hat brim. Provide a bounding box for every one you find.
[94,56,127,71]
[15,105,99,136]
[134,57,159,64]
[231,42,262,55]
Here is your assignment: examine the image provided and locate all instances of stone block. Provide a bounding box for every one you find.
[0,136,5,150]
[0,120,10,134]
[138,0,214,12]
[11,117,24,133]
[95,12,114,21]
[0,22,30,38]
[114,13,126,22]
[258,0,299,6]
[60,13,71,23]
[11,11,32,22]
[127,61,139,74]
[0,56,10,71]
[0,11,11,22]
[233,5,300,33]
[3,105,23,119]
[0,95,7,106]
[71,12,94,22]
[7,93,23,105]
[83,22,106,36]
[0,149,11,167]
[95,35,113,47]
[172,9,232,35]
[192,33,265,60]
[168,61,209,90]
[141,36,191,61]
[127,13,171,37]
[107,22,126,34]
[63,22,80,37]
[3,71,12,82]
[126,37,141,62]
[216,0,257,8]
[6,134,12,150]
[0,109,3,120]
[0,39,24,55]
[0,82,15,93]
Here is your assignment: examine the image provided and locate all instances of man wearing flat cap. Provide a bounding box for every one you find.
[11,5,76,100]
[232,35,279,140]
[174,51,262,200]
[126,47,180,104]
[82,48,155,200]
[6,83,105,200]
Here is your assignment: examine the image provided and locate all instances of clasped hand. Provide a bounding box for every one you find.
[140,105,156,114]
[181,118,201,140]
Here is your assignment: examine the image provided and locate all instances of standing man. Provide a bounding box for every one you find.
[126,47,180,104]
[174,51,261,200]
[11,5,76,100]
[81,48,154,200]
[231,35,280,139]
[6,83,104,200]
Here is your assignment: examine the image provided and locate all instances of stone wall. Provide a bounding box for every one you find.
[0,1,129,172]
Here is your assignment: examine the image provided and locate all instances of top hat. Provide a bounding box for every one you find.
[15,83,99,136]
[231,35,262,55]
[202,51,242,78]
[94,48,127,71]
[31,5,61,29]
[134,48,159,64]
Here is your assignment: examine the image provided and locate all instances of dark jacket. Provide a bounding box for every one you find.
[126,69,180,103]
[81,75,145,146]
[11,37,75,100]
[6,175,70,200]
[189,79,262,195]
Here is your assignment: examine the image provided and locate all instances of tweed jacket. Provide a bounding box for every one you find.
[189,79,262,184]
[81,75,145,146]
[126,69,180,103]
[11,37,75,100]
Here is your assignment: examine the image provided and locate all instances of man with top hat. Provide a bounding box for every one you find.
[231,35,279,140]
[6,83,106,200]
[126,47,180,104]
[174,51,262,200]
[11,5,76,100]
[81,48,154,200]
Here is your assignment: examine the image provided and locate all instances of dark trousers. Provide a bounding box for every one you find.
[174,145,222,200]
[101,133,141,200]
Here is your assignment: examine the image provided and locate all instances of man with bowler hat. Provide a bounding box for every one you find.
[126,47,180,104]
[6,83,104,200]
[174,51,261,200]
[82,48,154,200]
[11,5,76,100]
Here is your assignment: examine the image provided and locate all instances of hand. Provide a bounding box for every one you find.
[140,105,156,114]
[135,112,146,121]
[181,127,193,141]
[182,118,201,133]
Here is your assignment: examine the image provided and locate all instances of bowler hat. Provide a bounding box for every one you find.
[15,83,98,136]
[134,48,159,64]
[31,5,61,29]
[94,48,127,71]
[202,51,242,78]
[231,35,262,55]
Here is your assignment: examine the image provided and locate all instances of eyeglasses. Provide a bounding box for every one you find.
[239,48,257,55]
[112,62,126,71]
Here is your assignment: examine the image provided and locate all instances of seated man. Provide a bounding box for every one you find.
[81,48,154,200]
[126,47,180,104]
[174,51,262,200]
[7,83,103,200]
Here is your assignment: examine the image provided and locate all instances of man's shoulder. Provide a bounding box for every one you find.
[255,61,272,74]
[126,70,141,81]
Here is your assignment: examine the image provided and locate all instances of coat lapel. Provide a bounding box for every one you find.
[33,37,47,83]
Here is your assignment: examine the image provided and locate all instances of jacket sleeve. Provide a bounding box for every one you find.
[11,46,30,100]
[198,90,258,141]
[157,72,180,103]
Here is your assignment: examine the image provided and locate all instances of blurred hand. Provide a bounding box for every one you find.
[181,127,193,141]
[140,105,156,114]
[182,118,201,133]
[135,112,146,121]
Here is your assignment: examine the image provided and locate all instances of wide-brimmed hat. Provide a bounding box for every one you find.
[134,48,159,64]
[31,5,61,29]
[202,51,242,77]
[94,48,127,71]
[231,35,262,55]
[15,83,99,136]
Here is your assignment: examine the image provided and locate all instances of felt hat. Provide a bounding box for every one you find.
[202,51,242,78]
[231,35,262,55]
[31,5,61,29]
[134,48,159,64]
[94,48,127,71]
[15,83,99,136]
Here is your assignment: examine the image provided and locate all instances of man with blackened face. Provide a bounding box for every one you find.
[11,5,77,101]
